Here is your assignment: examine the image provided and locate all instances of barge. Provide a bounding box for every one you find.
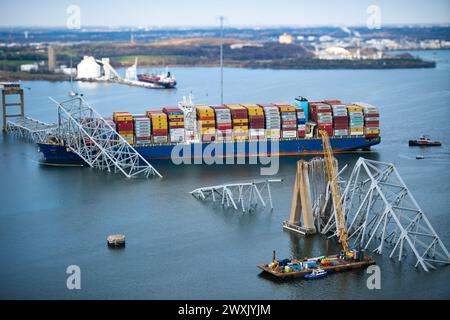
[258,254,376,280]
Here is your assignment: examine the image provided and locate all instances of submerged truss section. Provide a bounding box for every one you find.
[6,116,57,143]
[191,179,282,212]
[50,96,161,178]
[322,158,450,271]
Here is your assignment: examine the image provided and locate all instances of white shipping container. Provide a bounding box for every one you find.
[334,129,348,136]
[249,129,265,136]
[153,136,168,143]
[282,130,297,138]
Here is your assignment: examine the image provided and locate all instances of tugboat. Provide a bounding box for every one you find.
[304,268,328,280]
[409,135,441,147]
[137,67,177,88]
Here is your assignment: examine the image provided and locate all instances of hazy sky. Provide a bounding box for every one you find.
[0,0,449,27]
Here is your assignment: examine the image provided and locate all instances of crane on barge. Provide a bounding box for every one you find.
[320,130,349,253]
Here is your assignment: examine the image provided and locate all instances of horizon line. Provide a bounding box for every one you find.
[0,22,449,30]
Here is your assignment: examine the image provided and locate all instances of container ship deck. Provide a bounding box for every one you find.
[37,97,381,164]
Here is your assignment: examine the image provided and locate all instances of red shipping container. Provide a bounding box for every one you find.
[217,124,232,130]
[152,129,168,136]
[365,121,380,127]
[162,107,182,113]
[323,100,342,105]
[198,123,215,128]
[297,130,305,138]
[117,121,134,131]
[135,136,151,141]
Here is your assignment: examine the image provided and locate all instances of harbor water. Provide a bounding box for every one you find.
[0,50,449,299]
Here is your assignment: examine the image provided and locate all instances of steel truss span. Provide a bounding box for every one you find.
[191,179,282,212]
[322,158,450,271]
[6,116,57,143]
[50,96,162,178]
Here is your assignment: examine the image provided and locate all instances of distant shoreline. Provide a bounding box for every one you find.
[0,58,436,82]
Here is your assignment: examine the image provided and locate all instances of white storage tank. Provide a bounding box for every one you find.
[76,56,101,79]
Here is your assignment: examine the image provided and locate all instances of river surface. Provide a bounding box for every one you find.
[0,50,449,299]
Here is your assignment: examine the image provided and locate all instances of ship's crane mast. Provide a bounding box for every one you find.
[320,130,349,252]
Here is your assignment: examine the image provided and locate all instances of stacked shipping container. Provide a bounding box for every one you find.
[226,104,249,141]
[146,110,169,143]
[163,107,185,143]
[309,102,333,136]
[275,104,297,139]
[211,105,233,142]
[133,115,152,145]
[110,98,379,146]
[242,104,265,140]
[113,112,134,144]
[355,102,380,138]
[330,104,349,136]
[259,103,281,140]
[196,105,216,142]
[347,104,364,136]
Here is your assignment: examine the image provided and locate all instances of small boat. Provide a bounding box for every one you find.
[409,135,441,147]
[416,155,425,160]
[304,268,328,280]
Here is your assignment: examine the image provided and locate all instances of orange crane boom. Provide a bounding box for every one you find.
[320,130,349,252]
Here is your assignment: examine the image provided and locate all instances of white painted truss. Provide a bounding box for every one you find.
[50,96,162,178]
[6,116,57,143]
[322,157,450,271]
[191,179,282,212]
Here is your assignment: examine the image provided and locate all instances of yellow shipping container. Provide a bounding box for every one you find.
[347,105,363,112]
[226,104,245,110]
[198,120,216,125]
[233,127,249,131]
[200,127,216,133]
[120,133,134,138]
[233,119,248,124]
[115,117,133,122]
[152,121,168,126]
[278,106,296,112]
[266,129,281,135]
[350,128,364,133]
[169,121,184,127]
[168,114,184,119]
[365,129,380,134]
[113,112,133,121]
[248,110,264,116]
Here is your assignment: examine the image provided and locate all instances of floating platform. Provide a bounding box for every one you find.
[257,255,375,280]
[107,234,126,247]
[282,221,316,235]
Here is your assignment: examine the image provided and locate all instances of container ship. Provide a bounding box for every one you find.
[137,69,177,88]
[38,97,381,164]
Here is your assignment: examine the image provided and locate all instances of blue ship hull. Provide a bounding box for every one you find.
[37,137,380,164]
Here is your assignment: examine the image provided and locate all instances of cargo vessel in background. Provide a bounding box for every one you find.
[137,68,177,89]
[37,97,381,164]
